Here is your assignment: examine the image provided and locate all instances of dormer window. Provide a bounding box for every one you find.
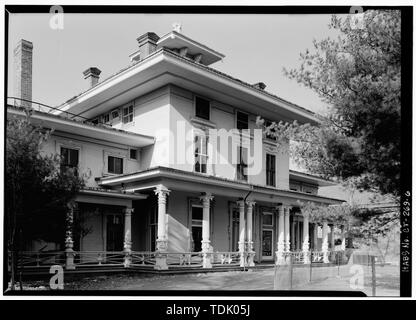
[195,96,210,121]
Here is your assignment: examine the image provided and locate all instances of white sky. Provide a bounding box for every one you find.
[7,13,340,112]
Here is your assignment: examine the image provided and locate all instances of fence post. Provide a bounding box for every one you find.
[371,256,376,296]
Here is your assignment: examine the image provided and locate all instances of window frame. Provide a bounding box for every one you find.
[236,110,249,130]
[194,132,209,174]
[236,146,248,181]
[266,153,276,187]
[194,95,211,121]
[122,104,134,124]
[60,146,80,175]
[107,155,124,175]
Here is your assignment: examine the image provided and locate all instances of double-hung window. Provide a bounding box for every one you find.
[236,111,249,130]
[61,147,79,176]
[195,96,210,121]
[108,156,123,174]
[194,133,208,174]
[266,154,276,187]
[122,105,134,124]
[237,146,248,181]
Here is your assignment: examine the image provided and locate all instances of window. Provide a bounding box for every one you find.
[111,109,119,120]
[191,206,203,252]
[195,96,210,120]
[194,134,208,173]
[266,154,276,187]
[60,147,79,175]
[129,149,138,160]
[108,156,123,174]
[122,105,134,124]
[237,146,248,181]
[102,113,110,123]
[236,111,249,130]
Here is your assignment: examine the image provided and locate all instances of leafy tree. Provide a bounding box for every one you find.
[6,109,86,289]
[259,10,401,198]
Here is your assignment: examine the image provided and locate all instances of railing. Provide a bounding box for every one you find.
[130,251,157,266]
[74,251,125,266]
[212,252,240,265]
[17,251,66,268]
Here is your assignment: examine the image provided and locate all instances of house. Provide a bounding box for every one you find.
[8,28,345,272]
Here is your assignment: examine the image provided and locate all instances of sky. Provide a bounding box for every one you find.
[7,13,339,112]
[8,12,376,202]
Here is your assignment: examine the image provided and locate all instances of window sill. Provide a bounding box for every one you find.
[190,117,216,129]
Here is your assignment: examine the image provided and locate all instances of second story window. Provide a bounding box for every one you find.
[237,111,249,130]
[194,134,208,174]
[266,154,276,187]
[108,156,123,174]
[195,96,210,120]
[237,146,248,181]
[122,105,134,124]
[61,147,79,175]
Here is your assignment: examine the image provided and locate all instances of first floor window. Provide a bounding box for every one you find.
[108,156,123,174]
[236,146,248,181]
[60,147,79,175]
[122,105,134,124]
[194,134,208,173]
[266,154,276,187]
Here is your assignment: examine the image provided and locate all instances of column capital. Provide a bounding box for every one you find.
[245,200,256,208]
[200,192,214,203]
[123,207,134,215]
[154,185,170,197]
[236,199,245,209]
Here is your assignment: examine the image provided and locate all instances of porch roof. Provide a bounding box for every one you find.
[97,166,344,205]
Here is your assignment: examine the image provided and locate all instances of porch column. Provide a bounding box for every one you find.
[276,205,285,264]
[302,214,310,264]
[154,185,170,270]
[246,200,256,267]
[200,193,213,269]
[284,206,291,252]
[313,223,318,250]
[237,199,246,267]
[340,225,346,251]
[123,207,134,267]
[322,221,329,263]
[65,201,77,270]
[290,218,296,251]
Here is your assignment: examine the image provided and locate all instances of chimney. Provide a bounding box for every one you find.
[137,32,160,60]
[83,67,101,88]
[253,82,267,90]
[14,39,33,107]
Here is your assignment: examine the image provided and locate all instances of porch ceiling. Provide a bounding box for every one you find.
[97,167,344,205]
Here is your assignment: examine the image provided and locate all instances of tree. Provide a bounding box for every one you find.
[6,109,86,289]
[259,10,401,198]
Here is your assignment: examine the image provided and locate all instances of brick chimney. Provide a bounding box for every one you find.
[83,67,101,88]
[13,39,33,107]
[137,32,160,60]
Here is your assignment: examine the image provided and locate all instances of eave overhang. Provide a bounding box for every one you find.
[56,49,319,124]
[7,105,155,148]
[289,170,337,187]
[97,167,344,205]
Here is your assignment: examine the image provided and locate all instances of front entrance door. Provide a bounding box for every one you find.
[261,212,274,260]
[106,214,124,251]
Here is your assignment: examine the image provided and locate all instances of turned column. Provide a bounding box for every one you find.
[123,207,134,267]
[322,221,329,263]
[154,185,170,270]
[302,213,310,264]
[237,200,246,267]
[65,201,77,270]
[200,193,213,268]
[246,200,256,267]
[284,206,291,252]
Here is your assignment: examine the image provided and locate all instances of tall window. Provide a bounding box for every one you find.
[108,156,123,174]
[237,146,248,181]
[195,96,210,120]
[266,154,276,187]
[236,111,249,130]
[60,147,79,175]
[122,105,134,124]
[194,134,208,173]
[191,206,203,252]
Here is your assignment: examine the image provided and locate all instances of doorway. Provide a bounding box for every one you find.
[261,212,274,260]
[191,206,203,252]
[106,214,124,251]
